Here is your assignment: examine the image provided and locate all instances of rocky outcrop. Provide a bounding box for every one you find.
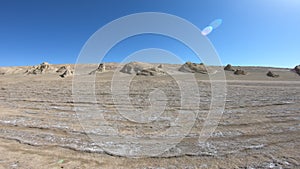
[178,62,207,74]
[89,63,106,75]
[120,62,153,74]
[56,66,69,73]
[25,62,51,74]
[267,71,279,78]
[119,62,166,76]
[224,64,235,71]
[60,68,73,78]
[234,69,246,75]
[293,65,300,75]
[136,67,165,76]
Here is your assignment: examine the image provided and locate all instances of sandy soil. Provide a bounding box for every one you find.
[0,64,299,168]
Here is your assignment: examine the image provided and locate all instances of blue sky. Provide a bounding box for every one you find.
[0,0,299,68]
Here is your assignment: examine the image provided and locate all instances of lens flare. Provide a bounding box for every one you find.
[202,19,222,36]
[201,26,213,36]
[209,19,222,29]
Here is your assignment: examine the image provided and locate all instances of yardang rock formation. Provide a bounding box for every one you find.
[224,64,235,71]
[119,62,166,76]
[293,65,300,75]
[89,63,106,75]
[25,62,52,74]
[234,69,246,75]
[178,62,207,74]
[267,71,279,78]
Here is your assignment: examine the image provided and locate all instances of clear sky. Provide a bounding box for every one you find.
[0,0,299,68]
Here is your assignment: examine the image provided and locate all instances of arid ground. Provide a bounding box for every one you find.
[0,64,299,169]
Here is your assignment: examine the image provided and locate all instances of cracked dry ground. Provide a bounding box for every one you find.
[0,72,299,169]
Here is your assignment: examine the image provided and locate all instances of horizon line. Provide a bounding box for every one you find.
[0,61,297,69]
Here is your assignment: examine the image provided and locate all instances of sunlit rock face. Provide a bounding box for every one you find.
[178,62,207,74]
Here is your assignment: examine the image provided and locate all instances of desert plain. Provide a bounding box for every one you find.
[0,63,299,169]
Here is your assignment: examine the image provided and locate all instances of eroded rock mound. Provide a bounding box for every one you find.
[119,62,166,76]
[56,66,69,73]
[60,68,73,78]
[267,71,279,78]
[57,66,73,78]
[136,67,165,76]
[234,69,246,75]
[293,65,300,75]
[178,62,207,74]
[25,62,52,74]
[120,62,153,74]
[89,63,106,75]
[224,64,235,71]
[103,63,118,70]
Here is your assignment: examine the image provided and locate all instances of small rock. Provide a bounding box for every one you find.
[293,65,300,75]
[267,71,279,78]
[224,64,235,71]
[234,69,246,75]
